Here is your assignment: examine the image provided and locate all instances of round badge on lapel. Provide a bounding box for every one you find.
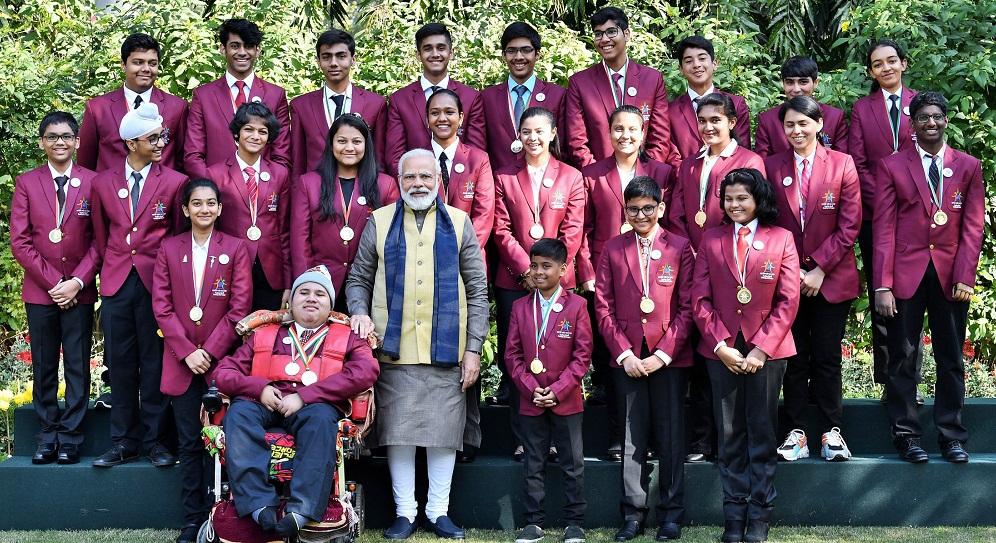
[70,178,81,188]
[118,188,128,199]
[943,168,953,178]
[535,92,546,102]
[627,87,637,97]
[753,240,764,250]
[283,336,292,345]
[782,176,792,186]
[542,178,554,188]
[454,163,465,174]
[650,249,662,260]
[219,254,230,265]
[552,303,563,312]
[260,172,270,182]
[251,96,262,103]
[357,196,367,206]
[903,105,910,116]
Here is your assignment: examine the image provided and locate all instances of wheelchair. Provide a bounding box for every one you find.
[194,310,375,543]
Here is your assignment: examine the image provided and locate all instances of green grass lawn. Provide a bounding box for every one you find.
[3,527,996,543]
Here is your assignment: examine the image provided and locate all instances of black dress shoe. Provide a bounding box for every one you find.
[646,448,657,461]
[605,443,622,462]
[175,523,200,543]
[513,446,524,462]
[456,445,477,463]
[33,443,58,464]
[94,392,112,410]
[486,383,510,406]
[744,520,768,542]
[92,443,139,467]
[916,389,925,406]
[898,437,929,463]
[657,521,681,540]
[943,440,969,463]
[685,452,707,463]
[426,515,465,539]
[614,520,643,541]
[148,443,178,467]
[58,443,80,464]
[720,520,746,543]
[384,516,417,539]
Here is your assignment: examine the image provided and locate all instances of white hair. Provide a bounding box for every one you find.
[397,148,439,177]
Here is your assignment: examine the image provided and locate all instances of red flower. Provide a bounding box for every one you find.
[963,340,975,358]
[17,350,32,365]
[24,334,30,343]
[922,335,931,346]
[90,358,102,370]
[841,344,852,358]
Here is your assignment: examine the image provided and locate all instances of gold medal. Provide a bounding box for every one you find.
[640,297,655,314]
[247,225,262,241]
[620,222,633,234]
[530,358,545,375]
[737,286,752,304]
[301,370,318,386]
[340,225,355,241]
[529,224,545,239]
[189,306,204,322]
[933,210,948,225]
[284,362,301,376]
[695,210,707,228]
[48,229,63,243]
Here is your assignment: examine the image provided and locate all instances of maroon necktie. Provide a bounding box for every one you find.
[234,81,247,109]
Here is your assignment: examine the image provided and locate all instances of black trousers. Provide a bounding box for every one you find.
[225,399,342,521]
[102,269,168,452]
[520,410,586,527]
[170,378,210,525]
[615,354,689,524]
[26,301,94,446]
[584,290,618,445]
[885,262,970,447]
[252,257,283,311]
[708,334,786,523]
[494,285,530,447]
[687,345,716,456]
[782,293,852,433]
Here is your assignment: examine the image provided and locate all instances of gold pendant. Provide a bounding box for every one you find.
[737,286,752,304]
[695,210,707,228]
[640,297,656,313]
[530,358,545,375]
[933,210,948,226]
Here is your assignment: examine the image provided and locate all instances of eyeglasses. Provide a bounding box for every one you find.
[503,46,535,57]
[593,26,621,40]
[625,204,658,217]
[135,128,169,146]
[914,114,946,123]
[43,133,76,143]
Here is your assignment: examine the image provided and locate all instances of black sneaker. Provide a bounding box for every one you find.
[564,525,585,543]
[147,443,178,467]
[515,524,545,543]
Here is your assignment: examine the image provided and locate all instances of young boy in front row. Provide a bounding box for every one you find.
[507,238,592,543]
[10,112,100,465]
[595,176,696,541]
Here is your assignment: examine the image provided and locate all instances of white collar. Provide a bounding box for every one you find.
[125,160,152,183]
[916,143,947,161]
[603,58,629,77]
[431,139,460,162]
[226,71,256,91]
[236,154,262,174]
[122,85,154,107]
[794,149,817,169]
[191,232,212,250]
[48,162,73,179]
[734,218,759,235]
[325,82,353,98]
[687,85,715,102]
[420,74,450,92]
[881,87,902,103]
[698,139,739,159]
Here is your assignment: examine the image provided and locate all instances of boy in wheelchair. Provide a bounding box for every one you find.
[214,266,379,541]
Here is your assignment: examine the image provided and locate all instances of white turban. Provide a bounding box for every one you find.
[119,102,163,141]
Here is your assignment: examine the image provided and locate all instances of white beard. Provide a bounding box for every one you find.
[400,184,440,211]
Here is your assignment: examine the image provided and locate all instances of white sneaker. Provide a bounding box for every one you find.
[777,429,809,461]
[821,427,852,461]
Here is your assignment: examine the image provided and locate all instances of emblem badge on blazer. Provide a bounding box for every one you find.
[462,180,475,199]
[640,103,651,122]
[267,193,278,212]
[657,263,675,284]
[211,276,228,297]
[151,200,167,220]
[821,191,837,211]
[759,259,775,281]
[951,190,963,210]
[556,319,572,339]
[76,198,91,217]
[550,190,566,210]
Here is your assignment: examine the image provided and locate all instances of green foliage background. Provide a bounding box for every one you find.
[0,0,994,368]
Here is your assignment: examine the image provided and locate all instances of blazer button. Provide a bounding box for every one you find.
[131,250,137,255]
[805,257,812,262]
[540,345,545,350]
[195,321,201,326]
[293,383,297,388]
[930,244,935,250]
[61,257,67,262]
[737,310,742,315]
[132,227,138,232]
[641,318,647,324]
[416,300,422,305]
[343,262,348,267]
[343,241,348,246]
[931,224,937,229]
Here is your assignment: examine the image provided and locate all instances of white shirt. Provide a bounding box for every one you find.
[603,59,629,106]
[713,218,759,353]
[794,150,816,226]
[324,82,353,117]
[125,161,152,190]
[616,163,636,193]
[48,161,85,289]
[420,74,450,99]
[226,71,256,102]
[687,85,716,112]
[430,139,459,180]
[916,143,947,192]
[697,140,738,208]
[614,226,674,367]
[122,86,154,110]
[191,233,212,305]
[236,154,263,183]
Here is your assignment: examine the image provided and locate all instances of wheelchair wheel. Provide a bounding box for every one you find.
[350,483,365,538]
[196,519,216,543]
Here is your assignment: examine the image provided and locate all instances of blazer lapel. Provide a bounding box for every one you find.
[112,165,132,218]
[722,224,740,281]
[606,163,626,209]
[249,78,266,105]
[213,79,234,118]
[593,67,618,118]
[780,154,803,228]
[624,233,643,290]
[178,235,197,309]
[624,63,641,106]
[497,81,517,140]
[804,147,830,224]
[516,166,537,216]
[109,88,128,133]
[538,159,559,212]
[228,158,251,208]
[870,92,896,149]
[679,96,700,147]
[899,88,915,148]
[62,168,82,224]
[135,163,165,221]
[905,152,934,215]
[447,143,471,202]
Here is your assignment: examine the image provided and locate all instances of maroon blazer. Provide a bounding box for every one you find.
[207,157,292,291]
[848,87,918,219]
[873,146,984,300]
[506,289,592,416]
[692,223,800,360]
[77,86,188,173]
[765,147,862,303]
[153,231,252,396]
[11,164,100,305]
[215,323,379,413]
[668,90,751,163]
[91,162,187,296]
[184,76,292,179]
[290,172,400,292]
[754,102,849,158]
[493,158,586,290]
[442,142,495,264]
[289,85,388,179]
[577,156,674,283]
[384,79,485,177]
[668,146,766,250]
[480,79,567,172]
[594,228,695,368]
[565,61,673,169]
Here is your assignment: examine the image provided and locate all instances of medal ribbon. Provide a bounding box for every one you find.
[532,286,562,361]
[53,172,70,227]
[507,86,532,131]
[244,166,259,229]
[734,226,751,286]
[192,237,210,308]
[289,325,329,371]
[698,154,718,212]
[337,177,353,225]
[927,154,944,211]
[635,229,657,298]
[528,166,545,228]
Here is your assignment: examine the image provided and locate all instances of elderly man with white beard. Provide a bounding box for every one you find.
[345,148,489,540]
